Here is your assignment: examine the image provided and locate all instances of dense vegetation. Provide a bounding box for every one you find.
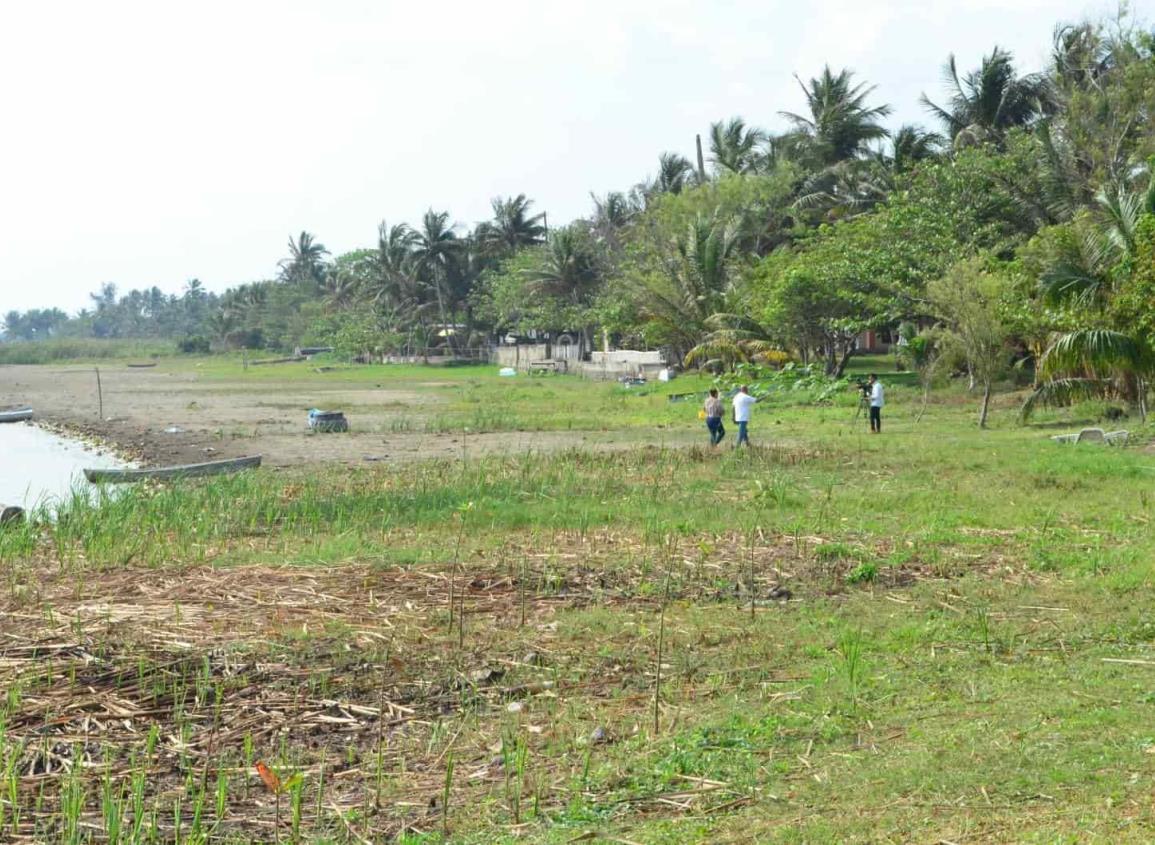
[5,15,1155,422]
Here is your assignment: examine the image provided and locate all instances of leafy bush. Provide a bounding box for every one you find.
[714,362,850,404]
[846,562,878,584]
[177,335,211,354]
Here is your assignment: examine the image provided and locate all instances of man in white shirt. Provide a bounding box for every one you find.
[868,374,884,433]
[732,385,757,447]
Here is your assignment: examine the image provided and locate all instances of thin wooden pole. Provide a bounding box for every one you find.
[695,134,706,182]
[95,367,103,419]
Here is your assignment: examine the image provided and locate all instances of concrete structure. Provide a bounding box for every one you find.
[490,345,668,380]
[583,350,666,380]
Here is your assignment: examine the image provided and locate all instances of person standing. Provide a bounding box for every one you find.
[868,373,884,433]
[704,388,725,446]
[732,385,757,447]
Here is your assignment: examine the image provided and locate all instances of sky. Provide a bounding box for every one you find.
[0,0,1136,314]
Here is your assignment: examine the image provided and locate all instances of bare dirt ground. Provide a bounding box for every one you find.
[0,364,692,466]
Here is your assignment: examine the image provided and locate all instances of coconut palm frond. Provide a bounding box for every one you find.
[1020,376,1118,420]
[1038,329,1149,379]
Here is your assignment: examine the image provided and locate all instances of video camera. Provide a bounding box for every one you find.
[854,380,870,398]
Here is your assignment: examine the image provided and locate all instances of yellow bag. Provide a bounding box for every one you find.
[697,409,707,420]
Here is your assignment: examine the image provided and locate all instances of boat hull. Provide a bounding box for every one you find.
[84,455,262,484]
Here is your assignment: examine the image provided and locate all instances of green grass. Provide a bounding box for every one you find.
[0,338,178,364]
[3,358,1155,841]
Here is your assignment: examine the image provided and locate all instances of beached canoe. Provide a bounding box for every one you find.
[0,407,33,423]
[126,362,157,368]
[84,455,262,484]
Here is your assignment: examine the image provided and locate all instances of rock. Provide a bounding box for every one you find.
[589,726,609,745]
[468,667,503,684]
[768,586,793,601]
[506,701,524,714]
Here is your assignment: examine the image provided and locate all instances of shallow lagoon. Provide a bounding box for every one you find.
[0,423,127,510]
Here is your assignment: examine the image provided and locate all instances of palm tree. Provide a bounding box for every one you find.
[206,308,238,346]
[476,194,546,256]
[90,282,118,312]
[633,214,741,358]
[708,118,765,175]
[780,67,892,166]
[522,229,599,305]
[278,231,330,287]
[369,222,419,310]
[322,268,360,310]
[591,191,639,233]
[794,158,893,221]
[889,125,944,172]
[1023,180,1155,420]
[412,210,462,350]
[521,228,601,353]
[183,279,206,302]
[920,48,1049,147]
[653,152,697,194]
[1051,23,1114,92]
[683,313,779,371]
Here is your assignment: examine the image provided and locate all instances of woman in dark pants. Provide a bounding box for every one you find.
[704,388,725,445]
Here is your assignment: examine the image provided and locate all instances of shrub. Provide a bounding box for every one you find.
[178,335,211,354]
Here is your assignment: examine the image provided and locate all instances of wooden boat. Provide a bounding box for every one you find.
[0,407,33,423]
[84,455,262,484]
[126,362,157,368]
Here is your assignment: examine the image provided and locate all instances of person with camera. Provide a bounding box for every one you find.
[867,373,884,433]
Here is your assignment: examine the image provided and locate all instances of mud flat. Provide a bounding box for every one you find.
[0,362,697,468]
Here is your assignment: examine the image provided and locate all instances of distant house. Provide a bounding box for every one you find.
[856,328,893,353]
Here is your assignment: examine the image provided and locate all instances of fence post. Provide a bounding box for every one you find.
[95,367,103,419]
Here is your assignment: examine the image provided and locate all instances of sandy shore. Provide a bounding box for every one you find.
[0,363,693,467]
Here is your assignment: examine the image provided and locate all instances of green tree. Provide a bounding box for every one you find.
[625,213,740,358]
[921,47,1049,147]
[413,210,462,349]
[1023,183,1155,420]
[278,232,330,288]
[780,66,892,166]
[476,194,546,256]
[890,125,945,172]
[927,258,1014,427]
[708,118,765,175]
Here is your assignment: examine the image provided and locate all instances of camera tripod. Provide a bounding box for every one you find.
[847,391,869,427]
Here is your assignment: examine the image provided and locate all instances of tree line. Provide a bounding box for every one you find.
[5,15,1155,423]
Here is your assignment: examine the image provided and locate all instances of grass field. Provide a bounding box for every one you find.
[3,356,1155,843]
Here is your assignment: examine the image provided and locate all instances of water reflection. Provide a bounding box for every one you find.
[0,423,128,511]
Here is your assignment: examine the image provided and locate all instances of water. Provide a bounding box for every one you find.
[0,423,128,511]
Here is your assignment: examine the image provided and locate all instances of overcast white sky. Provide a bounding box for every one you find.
[0,0,1136,313]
